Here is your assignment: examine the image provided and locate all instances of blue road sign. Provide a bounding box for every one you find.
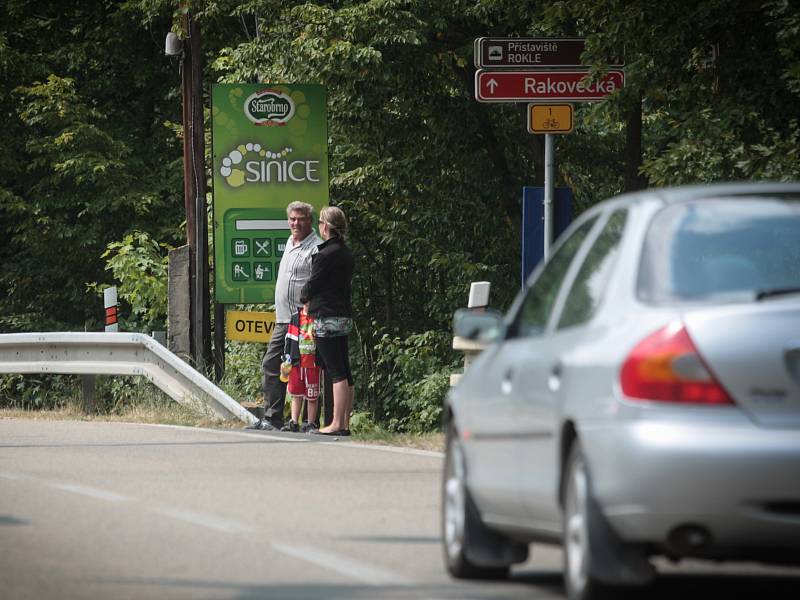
[522,187,573,285]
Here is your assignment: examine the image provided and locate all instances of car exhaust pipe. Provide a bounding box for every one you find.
[667,524,713,555]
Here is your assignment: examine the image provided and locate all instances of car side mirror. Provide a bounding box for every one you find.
[453,308,506,343]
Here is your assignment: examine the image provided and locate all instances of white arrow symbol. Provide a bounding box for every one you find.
[486,78,498,93]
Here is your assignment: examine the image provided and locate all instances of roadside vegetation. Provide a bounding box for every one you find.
[2,0,799,438]
[0,375,231,427]
[0,373,444,451]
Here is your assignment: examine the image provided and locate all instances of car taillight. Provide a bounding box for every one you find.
[620,321,734,405]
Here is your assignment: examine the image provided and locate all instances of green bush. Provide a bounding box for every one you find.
[0,374,78,410]
[370,329,458,434]
[219,340,264,402]
[89,231,171,332]
[349,409,379,434]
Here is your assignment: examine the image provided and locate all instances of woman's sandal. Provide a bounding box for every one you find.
[311,429,345,436]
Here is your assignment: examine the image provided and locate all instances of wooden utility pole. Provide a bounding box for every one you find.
[181,11,211,372]
[624,89,647,192]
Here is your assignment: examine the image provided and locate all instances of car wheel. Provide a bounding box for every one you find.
[563,442,622,600]
[563,442,654,600]
[563,443,598,600]
[442,426,512,580]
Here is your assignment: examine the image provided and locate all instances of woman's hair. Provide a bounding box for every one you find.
[320,206,348,239]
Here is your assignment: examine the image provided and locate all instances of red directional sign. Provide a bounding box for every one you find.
[475,69,625,103]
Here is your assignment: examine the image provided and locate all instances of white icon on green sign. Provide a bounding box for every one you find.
[232,263,250,281]
[254,262,273,281]
[232,239,250,257]
[254,238,272,256]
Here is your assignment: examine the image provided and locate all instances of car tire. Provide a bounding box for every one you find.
[441,426,516,580]
[563,442,653,600]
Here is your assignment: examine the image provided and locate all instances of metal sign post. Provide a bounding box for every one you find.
[544,134,554,261]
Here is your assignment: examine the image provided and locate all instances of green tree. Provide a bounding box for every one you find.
[0,0,184,331]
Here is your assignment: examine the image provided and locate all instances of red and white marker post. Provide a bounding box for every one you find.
[104,287,119,332]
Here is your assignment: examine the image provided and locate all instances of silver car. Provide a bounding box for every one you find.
[442,183,800,600]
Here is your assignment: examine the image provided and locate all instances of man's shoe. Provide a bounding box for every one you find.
[280,420,299,432]
[247,419,280,431]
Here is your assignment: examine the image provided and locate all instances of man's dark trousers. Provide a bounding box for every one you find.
[261,322,289,427]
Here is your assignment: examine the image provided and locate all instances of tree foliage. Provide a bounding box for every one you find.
[92,231,171,332]
[0,0,184,331]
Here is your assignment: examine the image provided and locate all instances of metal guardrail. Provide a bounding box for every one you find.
[0,332,257,425]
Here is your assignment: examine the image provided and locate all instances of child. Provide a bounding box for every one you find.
[280,305,320,432]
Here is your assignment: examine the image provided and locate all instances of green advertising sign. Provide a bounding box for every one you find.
[211,83,328,303]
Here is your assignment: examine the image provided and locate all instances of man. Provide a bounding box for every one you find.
[248,201,322,431]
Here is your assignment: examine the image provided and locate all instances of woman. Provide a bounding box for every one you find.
[300,206,355,435]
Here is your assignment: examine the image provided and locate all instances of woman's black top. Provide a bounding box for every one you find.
[300,236,354,318]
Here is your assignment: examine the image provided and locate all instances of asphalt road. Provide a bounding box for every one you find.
[1,419,798,600]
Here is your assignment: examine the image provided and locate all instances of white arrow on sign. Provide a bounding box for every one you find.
[487,78,499,93]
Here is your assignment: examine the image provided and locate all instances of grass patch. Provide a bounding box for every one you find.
[0,403,236,429]
[351,430,444,452]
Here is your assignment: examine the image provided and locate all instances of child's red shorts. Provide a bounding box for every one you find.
[287,365,320,400]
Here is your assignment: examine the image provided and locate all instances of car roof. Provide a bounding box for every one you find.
[604,181,800,210]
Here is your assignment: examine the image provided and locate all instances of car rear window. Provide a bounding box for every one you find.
[637,195,800,304]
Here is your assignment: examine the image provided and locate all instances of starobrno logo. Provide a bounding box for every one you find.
[244,89,295,125]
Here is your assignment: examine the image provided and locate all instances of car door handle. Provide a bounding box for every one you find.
[548,363,562,393]
[501,369,513,395]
